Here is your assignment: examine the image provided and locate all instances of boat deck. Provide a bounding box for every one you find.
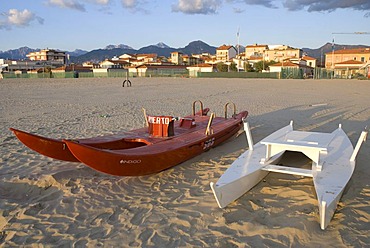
[260,127,336,170]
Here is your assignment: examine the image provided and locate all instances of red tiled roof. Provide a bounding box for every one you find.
[336,60,364,65]
[246,44,268,48]
[136,64,187,69]
[187,63,213,68]
[326,47,370,55]
[217,45,234,50]
[269,62,299,67]
[302,56,316,60]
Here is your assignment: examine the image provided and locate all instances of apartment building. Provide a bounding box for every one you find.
[216,45,237,63]
[325,48,370,68]
[325,47,370,78]
[245,44,268,59]
[171,52,183,65]
[264,45,302,62]
[26,49,67,65]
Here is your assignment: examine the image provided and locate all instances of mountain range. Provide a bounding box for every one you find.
[0,40,369,64]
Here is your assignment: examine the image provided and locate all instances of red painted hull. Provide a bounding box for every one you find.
[9,128,80,162]
[10,110,248,176]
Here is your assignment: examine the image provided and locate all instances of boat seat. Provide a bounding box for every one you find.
[179,118,196,128]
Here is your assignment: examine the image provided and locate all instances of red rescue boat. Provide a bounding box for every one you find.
[10,101,248,176]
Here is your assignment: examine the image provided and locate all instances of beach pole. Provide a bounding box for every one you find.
[122,71,132,87]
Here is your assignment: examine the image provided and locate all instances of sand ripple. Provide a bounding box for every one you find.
[1,78,369,246]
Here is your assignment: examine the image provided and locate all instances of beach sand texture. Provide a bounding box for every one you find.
[1,78,369,247]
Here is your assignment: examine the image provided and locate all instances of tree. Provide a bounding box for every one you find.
[254,60,276,72]
[216,62,228,72]
[229,62,237,72]
[244,63,254,72]
[254,61,265,72]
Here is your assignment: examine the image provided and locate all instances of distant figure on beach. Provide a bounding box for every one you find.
[122,72,132,87]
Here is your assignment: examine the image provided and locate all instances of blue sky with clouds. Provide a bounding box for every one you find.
[1,0,369,52]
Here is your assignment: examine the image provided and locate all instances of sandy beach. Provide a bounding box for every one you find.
[1,77,369,247]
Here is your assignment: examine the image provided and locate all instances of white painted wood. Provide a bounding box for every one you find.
[350,130,368,161]
[244,121,254,151]
[262,164,313,177]
[210,121,362,230]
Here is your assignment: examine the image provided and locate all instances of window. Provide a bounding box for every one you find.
[361,57,365,62]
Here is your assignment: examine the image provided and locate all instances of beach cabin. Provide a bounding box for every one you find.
[132,64,188,77]
[186,63,215,77]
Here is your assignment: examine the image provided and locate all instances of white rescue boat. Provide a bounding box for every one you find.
[210,121,367,230]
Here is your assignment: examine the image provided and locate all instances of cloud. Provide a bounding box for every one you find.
[121,0,137,8]
[94,0,111,4]
[233,7,245,14]
[237,0,277,9]
[47,0,86,12]
[0,9,44,30]
[172,0,221,14]
[120,0,149,13]
[283,0,370,12]
[283,0,370,16]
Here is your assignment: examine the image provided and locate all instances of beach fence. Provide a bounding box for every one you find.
[313,68,335,79]
[197,71,279,79]
[1,69,189,79]
[280,68,304,79]
[2,68,359,80]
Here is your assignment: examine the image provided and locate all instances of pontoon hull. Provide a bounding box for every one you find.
[211,122,363,230]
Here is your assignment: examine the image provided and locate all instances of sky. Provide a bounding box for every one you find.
[1,0,370,52]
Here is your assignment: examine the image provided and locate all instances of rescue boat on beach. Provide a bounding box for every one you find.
[210,121,368,229]
[10,101,248,176]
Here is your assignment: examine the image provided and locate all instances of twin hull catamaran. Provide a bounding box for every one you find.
[10,101,248,176]
[210,121,367,230]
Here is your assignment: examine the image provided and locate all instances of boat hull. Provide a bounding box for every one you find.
[312,128,354,230]
[11,110,247,176]
[64,118,244,176]
[9,128,80,162]
[211,122,358,230]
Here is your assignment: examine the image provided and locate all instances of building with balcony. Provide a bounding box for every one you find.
[26,49,67,65]
[325,47,370,78]
[264,45,302,62]
[216,45,237,63]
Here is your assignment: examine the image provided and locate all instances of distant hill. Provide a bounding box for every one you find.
[69,40,217,63]
[104,44,134,50]
[178,40,217,55]
[0,47,88,60]
[68,49,88,57]
[71,47,137,63]
[137,43,176,57]
[0,47,37,60]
